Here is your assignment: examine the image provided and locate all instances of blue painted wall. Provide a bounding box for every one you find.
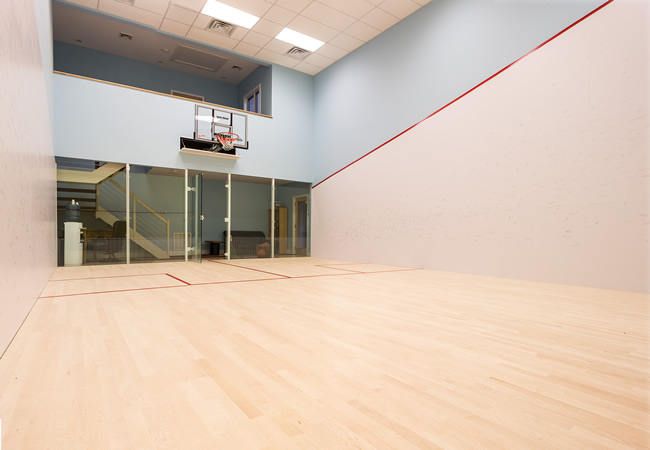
[54,41,239,107]
[237,65,273,116]
[312,0,604,183]
[54,63,314,182]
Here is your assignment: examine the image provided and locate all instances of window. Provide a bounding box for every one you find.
[243,84,261,113]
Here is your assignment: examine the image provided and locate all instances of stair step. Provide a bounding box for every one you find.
[57,188,96,194]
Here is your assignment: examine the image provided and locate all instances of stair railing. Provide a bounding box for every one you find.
[97,178,170,256]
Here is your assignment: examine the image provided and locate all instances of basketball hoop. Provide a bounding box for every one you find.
[215,131,239,151]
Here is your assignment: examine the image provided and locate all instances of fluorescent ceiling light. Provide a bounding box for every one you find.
[201,0,260,29]
[276,28,325,52]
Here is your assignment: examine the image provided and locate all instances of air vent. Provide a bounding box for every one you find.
[207,19,237,37]
[286,46,311,60]
[170,45,227,72]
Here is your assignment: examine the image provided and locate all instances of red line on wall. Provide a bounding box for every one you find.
[312,0,614,189]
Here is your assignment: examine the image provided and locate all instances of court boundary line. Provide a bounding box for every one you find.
[40,262,421,298]
[311,0,613,188]
[49,273,170,282]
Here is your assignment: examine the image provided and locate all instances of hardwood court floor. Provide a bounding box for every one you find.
[0,258,648,449]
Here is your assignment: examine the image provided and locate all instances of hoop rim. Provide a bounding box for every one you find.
[215,131,239,143]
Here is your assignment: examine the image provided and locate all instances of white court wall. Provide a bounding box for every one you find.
[0,0,57,355]
[311,0,649,293]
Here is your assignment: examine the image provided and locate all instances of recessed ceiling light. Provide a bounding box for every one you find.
[201,0,260,29]
[119,32,133,41]
[162,48,169,53]
[276,28,324,52]
[231,65,242,71]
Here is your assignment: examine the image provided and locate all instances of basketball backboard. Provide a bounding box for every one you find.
[194,104,248,149]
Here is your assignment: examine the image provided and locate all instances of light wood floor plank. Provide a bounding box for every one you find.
[0,258,648,448]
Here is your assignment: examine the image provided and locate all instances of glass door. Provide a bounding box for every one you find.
[187,170,203,262]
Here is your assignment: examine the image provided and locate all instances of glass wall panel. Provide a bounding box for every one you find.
[128,165,184,263]
[56,157,126,266]
[200,173,228,259]
[230,175,272,259]
[275,180,311,257]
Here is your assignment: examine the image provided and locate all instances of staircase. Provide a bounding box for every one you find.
[96,179,170,259]
[57,162,170,260]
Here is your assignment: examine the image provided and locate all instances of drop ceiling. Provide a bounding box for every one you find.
[55,0,431,76]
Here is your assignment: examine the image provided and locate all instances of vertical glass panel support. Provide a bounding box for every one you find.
[271,178,275,258]
[125,164,130,264]
[187,171,202,263]
[226,173,231,260]
[184,169,188,263]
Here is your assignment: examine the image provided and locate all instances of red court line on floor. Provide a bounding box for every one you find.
[315,264,364,273]
[49,273,168,282]
[208,260,291,278]
[312,0,613,189]
[166,273,191,285]
[191,277,288,286]
[40,264,421,298]
[40,284,189,299]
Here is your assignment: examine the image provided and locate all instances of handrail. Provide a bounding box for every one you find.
[98,177,171,256]
[107,179,170,226]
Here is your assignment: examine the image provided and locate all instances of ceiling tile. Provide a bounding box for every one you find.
[229,26,248,40]
[328,32,363,51]
[217,0,272,17]
[360,7,399,31]
[262,5,297,26]
[314,43,348,60]
[233,41,262,57]
[97,0,164,28]
[344,20,380,41]
[192,13,212,28]
[263,38,294,54]
[251,18,284,37]
[300,2,355,31]
[241,30,273,47]
[275,0,311,13]
[318,0,373,20]
[379,0,420,20]
[186,26,238,49]
[63,0,99,8]
[165,4,198,25]
[303,52,334,68]
[256,48,299,68]
[293,60,322,75]
[134,0,169,15]
[286,15,338,42]
[160,18,191,36]
[169,0,205,12]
